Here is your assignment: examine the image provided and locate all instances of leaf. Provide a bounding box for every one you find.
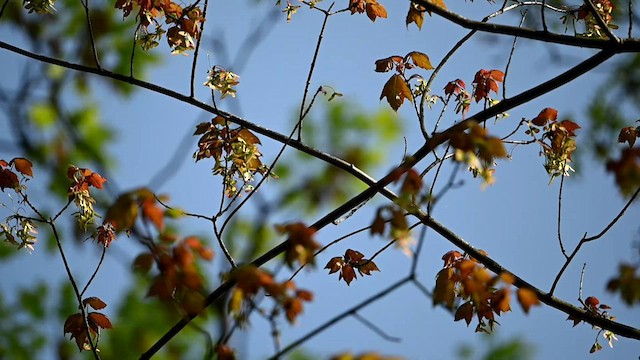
[532,108,558,126]
[406,51,434,70]
[454,301,474,326]
[85,172,107,189]
[517,288,540,314]
[380,74,413,111]
[88,312,113,329]
[365,0,387,22]
[325,257,343,274]
[433,268,455,308]
[356,260,380,276]
[83,297,107,310]
[618,126,639,147]
[406,3,425,30]
[374,57,396,73]
[105,193,139,230]
[133,253,155,273]
[341,265,356,285]
[11,158,33,177]
[0,169,19,191]
[557,120,581,137]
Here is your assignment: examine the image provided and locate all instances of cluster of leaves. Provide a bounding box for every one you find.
[134,234,214,315]
[325,249,380,285]
[63,297,113,352]
[330,352,402,360]
[22,0,55,14]
[194,116,270,197]
[0,157,33,192]
[277,222,321,269]
[472,69,504,103]
[0,159,36,251]
[405,0,447,30]
[67,166,107,229]
[228,265,313,325]
[375,51,434,111]
[349,0,388,22]
[605,125,640,195]
[448,123,507,186]
[115,0,204,53]
[370,204,414,255]
[104,187,164,231]
[526,108,581,182]
[434,251,540,333]
[607,264,640,305]
[563,0,618,38]
[204,66,240,99]
[566,296,618,353]
[444,79,471,118]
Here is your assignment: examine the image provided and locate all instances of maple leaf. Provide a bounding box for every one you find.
[472,69,504,102]
[277,222,321,269]
[137,188,165,230]
[406,3,425,30]
[606,147,640,195]
[531,108,558,126]
[444,79,466,96]
[11,157,33,177]
[454,301,474,326]
[517,288,540,314]
[365,0,387,22]
[607,264,640,305]
[405,51,434,70]
[0,168,19,191]
[105,193,139,231]
[380,74,413,111]
[618,126,639,147]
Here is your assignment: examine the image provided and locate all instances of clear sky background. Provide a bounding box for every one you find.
[1,0,640,359]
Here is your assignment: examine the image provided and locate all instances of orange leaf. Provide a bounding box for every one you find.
[380,74,413,111]
[365,0,387,22]
[517,288,540,314]
[11,157,33,177]
[86,172,107,189]
[532,108,558,126]
[406,3,425,29]
[88,312,113,329]
[0,169,19,191]
[557,120,581,137]
[105,193,139,230]
[454,301,474,326]
[406,51,434,70]
[83,297,107,310]
[296,289,314,302]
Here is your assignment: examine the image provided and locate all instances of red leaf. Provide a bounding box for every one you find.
[0,169,19,191]
[454,301,474,325]
[83,297,107,310]
[11,157,33,177]
[531,108,558,126]
[380,74,413,111]
[618,126,639,147]
[88,312,113,329]
[558,120,581,137]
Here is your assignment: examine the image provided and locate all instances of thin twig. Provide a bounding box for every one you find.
[550,186,640,293]
[79,0,101,69]
[557,169,569,258]
[267,277,412,359]
[296,3,334,140]
[503,11,527,99]
[80,245,107,296]
[352,312,401,343]
[189,0,209,97]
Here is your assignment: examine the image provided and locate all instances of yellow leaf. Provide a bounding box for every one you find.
[407,51,434,70]
[380,74,413,111]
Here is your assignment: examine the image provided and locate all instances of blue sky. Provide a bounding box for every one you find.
[1,0,640,358]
